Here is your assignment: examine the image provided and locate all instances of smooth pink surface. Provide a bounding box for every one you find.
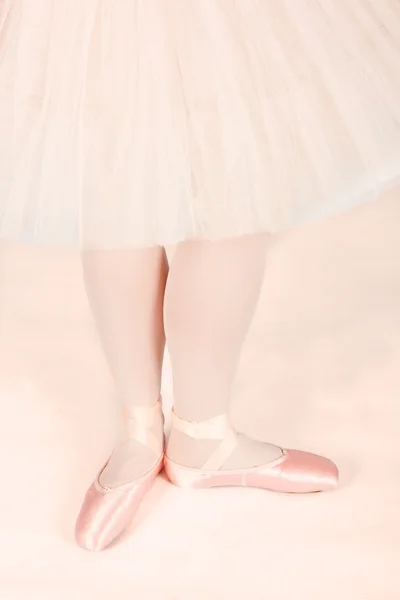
[75,458,163,552]
[0,191,399,599]
[165,450,338,493]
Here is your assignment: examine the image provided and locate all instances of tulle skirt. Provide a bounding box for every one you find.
[0,0,399,248]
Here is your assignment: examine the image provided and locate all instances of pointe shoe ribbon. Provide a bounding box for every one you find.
[171,411,238,471]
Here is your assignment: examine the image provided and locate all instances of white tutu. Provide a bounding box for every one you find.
[0,0,399,248]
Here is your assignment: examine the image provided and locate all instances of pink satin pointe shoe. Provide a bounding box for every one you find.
[75,400,164,551]
[164,412,338,493]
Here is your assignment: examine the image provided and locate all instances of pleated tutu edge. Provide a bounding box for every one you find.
[1,1,400,248]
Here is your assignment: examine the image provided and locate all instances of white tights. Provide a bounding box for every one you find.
[81,235,282,487]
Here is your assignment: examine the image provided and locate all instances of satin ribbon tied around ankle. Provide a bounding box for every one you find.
[171,412,239,471]
[122,403,164,457]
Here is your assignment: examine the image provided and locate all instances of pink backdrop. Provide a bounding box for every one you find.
[0,188,399,599]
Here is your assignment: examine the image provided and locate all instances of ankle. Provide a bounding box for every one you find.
[172,401,231,424]
[166,428,223,469]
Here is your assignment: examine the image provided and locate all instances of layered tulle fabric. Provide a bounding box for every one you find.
[0,1,400,248]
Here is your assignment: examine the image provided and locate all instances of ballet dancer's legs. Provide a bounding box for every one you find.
[81,247,168,488]
[165,234,282,469]
[82,234,282,483]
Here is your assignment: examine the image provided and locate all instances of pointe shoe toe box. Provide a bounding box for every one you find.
[75,481,146,551]
[253,449,339,493]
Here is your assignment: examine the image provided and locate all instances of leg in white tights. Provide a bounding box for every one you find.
[165,234,283,470]
[81,248,168,487]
